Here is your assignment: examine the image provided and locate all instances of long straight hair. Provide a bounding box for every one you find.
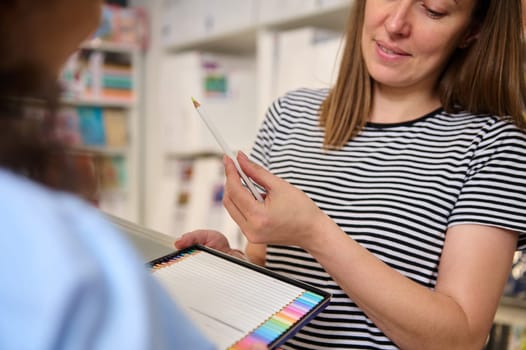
[320,1,369,149]
[320,0,526,149]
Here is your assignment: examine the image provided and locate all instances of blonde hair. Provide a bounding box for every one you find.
[320,0,526,149]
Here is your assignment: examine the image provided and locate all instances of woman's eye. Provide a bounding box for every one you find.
[420,3,447,19]
[427,8,446,19]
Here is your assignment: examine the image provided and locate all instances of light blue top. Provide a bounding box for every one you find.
[0,169,215,350]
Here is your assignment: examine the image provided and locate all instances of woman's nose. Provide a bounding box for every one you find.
[384,1,412,37]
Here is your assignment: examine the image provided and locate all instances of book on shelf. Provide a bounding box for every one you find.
[61,50,134,103]
[57,106,128,149]
[103,109,128,147]
[77,106,106,146]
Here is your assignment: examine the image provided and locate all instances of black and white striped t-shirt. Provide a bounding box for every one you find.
[250,88,526,349]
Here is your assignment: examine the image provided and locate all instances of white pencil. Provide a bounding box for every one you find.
[191,97,264,202]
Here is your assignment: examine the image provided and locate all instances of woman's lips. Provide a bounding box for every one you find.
[374,40,412,64]
[376,41,411,56]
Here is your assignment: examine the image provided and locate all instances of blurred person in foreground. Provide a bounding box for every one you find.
[0,1,234,349]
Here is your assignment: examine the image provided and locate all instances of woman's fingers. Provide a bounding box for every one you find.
[174,230,230,252]
[236,151,275,190]
[174,231,204,249]
[223,155,264,213]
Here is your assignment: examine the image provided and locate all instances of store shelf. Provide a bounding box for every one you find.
[165,150,223,161]
[260,2,350,32]
[70,146,129,157]
[61,97,135,108]
[61,44,141,223]
[166,26,258,55]
[81,39,140,54]
[501,296,526,310]
[164,1,350,54]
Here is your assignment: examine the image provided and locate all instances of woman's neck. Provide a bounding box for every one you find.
[369,83,441,124]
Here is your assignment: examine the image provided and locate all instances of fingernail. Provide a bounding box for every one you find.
[174,235,184,244]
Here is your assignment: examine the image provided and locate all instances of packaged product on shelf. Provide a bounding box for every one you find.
[85,52,134,102]
[103,109,128,147]
[93,4,148,49]
[100,53,134,101]
[77,106,106,146]
[60,52,89,99]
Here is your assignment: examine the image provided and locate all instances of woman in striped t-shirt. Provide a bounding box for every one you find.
[177,0,526,349]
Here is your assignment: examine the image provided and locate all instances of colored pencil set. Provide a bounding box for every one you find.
[230,291,324,349]
[149,245,330,349]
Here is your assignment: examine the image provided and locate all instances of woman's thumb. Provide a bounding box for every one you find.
[236,151,274,189]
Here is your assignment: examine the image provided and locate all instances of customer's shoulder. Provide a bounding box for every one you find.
[0,169,107,235]
[0,169,85,210]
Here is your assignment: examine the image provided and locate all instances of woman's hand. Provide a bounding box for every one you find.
[222,152,331,251]
[174,230,247,260]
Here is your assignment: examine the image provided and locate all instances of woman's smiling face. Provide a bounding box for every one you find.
[361,0,478,93]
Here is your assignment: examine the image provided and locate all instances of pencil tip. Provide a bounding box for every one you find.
[191,97,200,108]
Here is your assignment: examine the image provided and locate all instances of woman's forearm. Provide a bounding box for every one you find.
[304,218,498,350]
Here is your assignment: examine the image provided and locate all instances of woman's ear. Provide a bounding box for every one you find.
[458,24,481,48]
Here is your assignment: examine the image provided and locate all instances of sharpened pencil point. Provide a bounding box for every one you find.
[191,97,200,109]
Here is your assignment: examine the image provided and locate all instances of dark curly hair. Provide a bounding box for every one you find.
[0,41,96,199]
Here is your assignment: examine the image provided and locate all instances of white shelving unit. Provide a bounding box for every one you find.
[61,40,143,223]
[136,0,351,243]
[162,2,349,54]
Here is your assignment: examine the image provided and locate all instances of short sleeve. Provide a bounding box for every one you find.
[448,121,526,250]
[250,96,283,170]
